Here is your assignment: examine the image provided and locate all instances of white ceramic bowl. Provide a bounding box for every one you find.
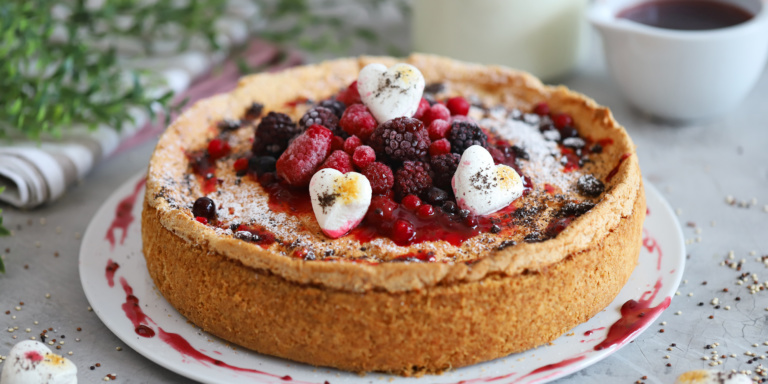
[589,0,768,121]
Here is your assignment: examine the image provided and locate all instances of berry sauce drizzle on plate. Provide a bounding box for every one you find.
[80,172,685,384]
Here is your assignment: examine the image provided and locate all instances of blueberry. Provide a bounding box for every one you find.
[192,197,216,220]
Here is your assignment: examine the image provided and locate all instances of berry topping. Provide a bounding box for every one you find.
[412,98,430,120]
[248,156,276,174]
[244,102,264,120]
[533,102,550,116]
[337,80,361,106]
[577,174,605,197]
[233,158,249,172]
[275,124,334,186]
[425,187,450,205]
[422,103,450,126]
[299,106,340,132]
[553,113,573,129]
[427,119,451,140]
[446,96,470,116]
[253,112,300,156]
[366,195,397,225]
[192,197,216,221]
[217,118,242,131]
[416,204,435,218]
[429,138,451,157]
[352,145,376,170]
[318,150,354,174]
[392,219,416,244]
[339,104,378,140]
[361,162,395,195]
[195,216,209,224]
[429,153,460,190]
[401,195,422,210]
[343,135,362,155]
[369,117,431,163]
[330,136,345,152]
[207,138,231,160]
[447,120,487,155]
[393,160,432,200]
[318,99,347,119]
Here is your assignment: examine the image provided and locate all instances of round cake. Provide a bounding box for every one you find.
[141,54,644,376]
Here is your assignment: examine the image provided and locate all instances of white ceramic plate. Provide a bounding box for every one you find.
[80,172,685,384]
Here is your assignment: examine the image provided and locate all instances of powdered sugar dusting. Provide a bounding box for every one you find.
[480,113,581,192]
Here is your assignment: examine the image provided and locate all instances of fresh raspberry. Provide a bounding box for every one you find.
[533,102,550,116]
[394,161,432,200]
[417,204,435,218]
[339,104,377,140]
[392,219,416,244]
[318,99,347,119]
[337,80,361,106]
[421,103,450,126]
[233,157,249,172]
[447,120,487,155]
[427,119,451,141]
[275,124,334,186]
[318,150,353,174]
[446,96,470,116]
[412,98,430,120]
[253,112,300,156]
[430,153,460,190]
[553,113,573,129]
[361,162,394,195]
[330,135,345,152]
[429,139,451,157]
[401,195,422,210]
[369,117,431,163]
[352,145,375,170]
[366,195,397,226]
[343,135,362,155]
[207,138,230,160]
[299,106,340,132]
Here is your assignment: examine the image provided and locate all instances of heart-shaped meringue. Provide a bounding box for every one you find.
[310,168,372,239]
[357,63,425,123]
[0,340,78,384]
[452,145,524,216]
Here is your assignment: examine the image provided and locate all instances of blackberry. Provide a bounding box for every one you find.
[393,161,432,200]
[253,112,300,156]
[369,117,431,164]
[448,121,487,155]
[318,99,347,119]
[429,153,460,190]
[299,106,340,134]
[576,175,605,197]
[248,155,276,174]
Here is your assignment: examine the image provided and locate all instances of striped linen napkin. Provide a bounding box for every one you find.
[0,3,301,209]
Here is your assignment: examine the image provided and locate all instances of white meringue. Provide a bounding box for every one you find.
[309,168,372,238]
[452,145,524,216]
[357,63,425,123]
[0,340,77,384]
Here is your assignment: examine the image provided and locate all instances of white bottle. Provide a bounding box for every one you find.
[411,0,588,81]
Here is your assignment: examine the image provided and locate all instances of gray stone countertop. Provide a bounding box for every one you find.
[1,36,767,384]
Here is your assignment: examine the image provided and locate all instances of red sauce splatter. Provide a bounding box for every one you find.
[106,177,147,248]
[642,229,663,271]
[284,97,309,108]
[544,183,556,194]
[24,351,44,362]
[605,153,632,182]
[584,326,605,336]
[116,277,312,382]
[105,259,120,288]
[119,277,154,337]
[597,138,614,147]
[233,223,277,249]
[519,355,587,379]
[451,372,517,384]
[593,279,671,351]
[560,147,581,173]
[187,152,218,195]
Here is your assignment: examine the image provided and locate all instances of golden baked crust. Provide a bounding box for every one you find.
[144,54,642,293]
[141,54,645,375]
